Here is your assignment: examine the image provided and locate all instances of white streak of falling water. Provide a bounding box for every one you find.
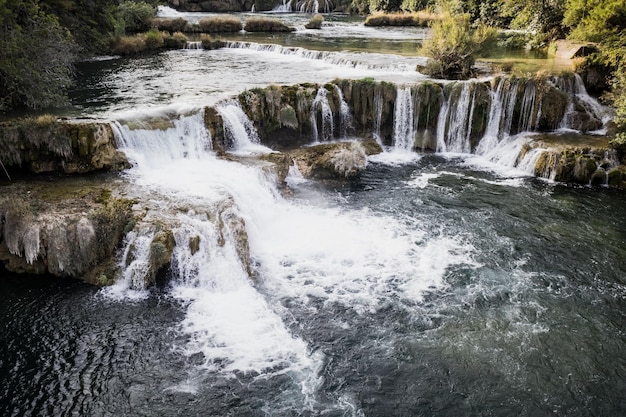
[438,83,473,154]
[476,79,516,155]
[372,83,384,146]
[311,87,334,142]
[393,87,414,151]
[216,100,272,154]
[334,84,353,138]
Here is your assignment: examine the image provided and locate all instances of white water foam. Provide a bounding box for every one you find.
[110,111,478,408]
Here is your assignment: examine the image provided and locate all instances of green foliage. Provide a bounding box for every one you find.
[115,0,156,36]
[0,0,75,111]
[144,28,164,49]
[420,12,497,79]
[564,0,626,43]
[612,65,626,139]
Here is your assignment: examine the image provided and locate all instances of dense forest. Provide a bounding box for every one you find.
[0,0,624,140]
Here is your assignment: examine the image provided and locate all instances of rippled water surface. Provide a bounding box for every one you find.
[2,11,625,417]
[2,154,625,416]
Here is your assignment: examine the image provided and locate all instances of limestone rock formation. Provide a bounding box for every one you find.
[0,185,135,285]
[290,141,369,180]
[0,118,130,175]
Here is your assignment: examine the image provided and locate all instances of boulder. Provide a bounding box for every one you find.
[290,141,368,180]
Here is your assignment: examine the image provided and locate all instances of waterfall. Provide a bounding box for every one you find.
[184,41,202,50]
[475,79,519,155]
[310,87,334,142]
[553,73,609,129]
[119,230,155,291]
[107,105,472,401]
[436,83,474,153]
[272,0,292,12]
[372,84,384,146]
[393,87,415,151]
[111,111,212,166]
[295,0,333,13]
[217,100,270,154]
[222,41,420,72]
[334,84,353,138]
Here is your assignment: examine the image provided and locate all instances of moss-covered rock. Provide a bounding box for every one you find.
[0,118,130,176]
[0,184,135,284]
[290,141,368,180]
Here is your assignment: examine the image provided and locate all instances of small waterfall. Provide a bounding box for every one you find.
[334,84,353,138]
[519,80,538,132]
[553,73,609,129]
[436,83,474,153]
[295,0,333,13]
[310,87,334,142]
[372,84,384,146]
[222,41,420,72]
[119,230,155,291]
[184,41,202,50]
[393,87,415,151]
[217,100,268,153]
[475,79,520,155]
[272,0,293,11]
[112,111,212,165]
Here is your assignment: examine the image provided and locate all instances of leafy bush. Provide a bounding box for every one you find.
[305,14,324,29]
[420,12,497,79]
[198,15,242,33]
[200,34,225,50]
[0,2,75,111]
[115,0,156,35]
[144,29,164,50]
[166,32,188,48]
[244,17,295,33]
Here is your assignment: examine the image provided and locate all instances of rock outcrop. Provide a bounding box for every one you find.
[0,185,135,285]
[0,117,129,176]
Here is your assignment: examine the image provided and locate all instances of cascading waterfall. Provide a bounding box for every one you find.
[184,41,202,50]
[217,100,270,154]
[553,73,609,129]
[372,84,384,145]
[392,87,415,151]
[222,41,421,72]
[334,84,353,138]
[107,108,475,411]
[272,0,292,12]
[436,83,474,153]
[310,87,334,142]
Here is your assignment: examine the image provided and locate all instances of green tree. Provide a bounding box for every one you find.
[420,11,497,79]
[0,0,75,111]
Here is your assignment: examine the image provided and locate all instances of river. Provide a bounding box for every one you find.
[1,9,625,417]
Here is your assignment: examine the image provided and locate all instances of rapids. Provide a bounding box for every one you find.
[2,11,625,417]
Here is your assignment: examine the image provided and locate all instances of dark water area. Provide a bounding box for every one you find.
[2,156,625,416]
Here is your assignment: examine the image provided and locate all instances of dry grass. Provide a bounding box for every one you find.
[244,16,295,33]
[200,34,225,50]
[364,11,441,27]
[112,34,146,55]
[198,15,242,33]
[150,17,189,33]
[305,14,324,30]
